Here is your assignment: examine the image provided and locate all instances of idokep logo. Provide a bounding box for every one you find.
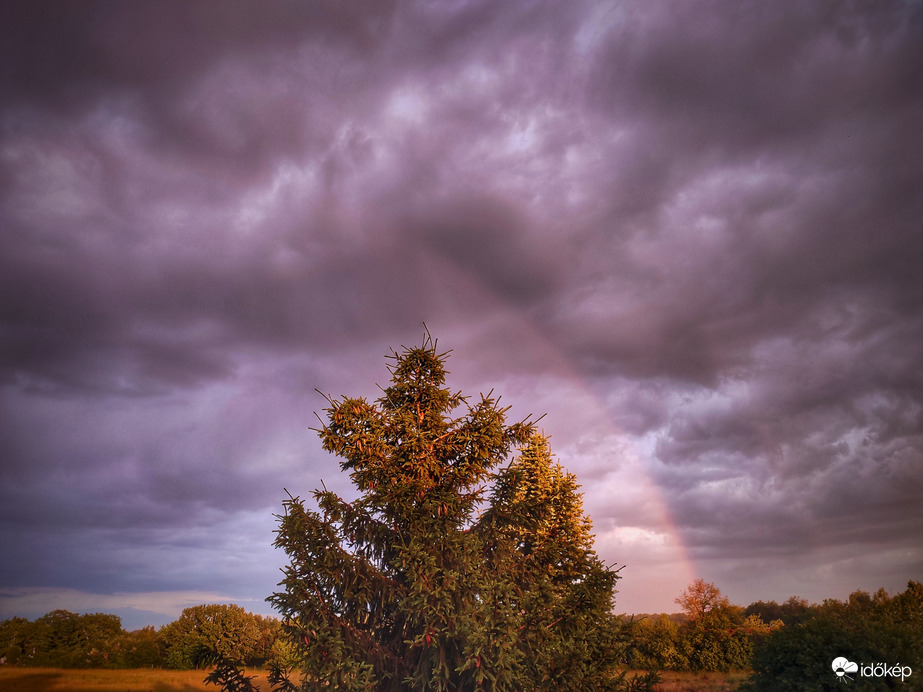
[832,657,858,681]
[832,656,913,683]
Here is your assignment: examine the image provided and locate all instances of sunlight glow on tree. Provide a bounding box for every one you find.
[264,335,636,691]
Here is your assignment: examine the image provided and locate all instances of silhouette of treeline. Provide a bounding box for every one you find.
[0,603,280,670]
[623,579,923,683]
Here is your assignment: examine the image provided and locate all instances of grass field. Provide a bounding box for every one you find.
[0,667,274,692]
[651,669,749,691]
[0,667,748,691]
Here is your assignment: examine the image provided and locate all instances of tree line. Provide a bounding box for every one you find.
[0,604,279,670]
[624,578,922,689]
[3,578,919,688]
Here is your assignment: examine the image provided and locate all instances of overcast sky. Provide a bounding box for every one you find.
[2,0,922,630]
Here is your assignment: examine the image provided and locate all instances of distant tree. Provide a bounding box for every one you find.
[0,616,33,665]
[1,612,169,670]
[675,579,730,622]
[738,613,783,651]
[262,337,646,691]
[661,581,777,673]
[114,626,164,668]
[21,610,124,668]
[745,596,814,628]
[79,612,125,667]
[677,602,751,672]
[253,615,282,667]
[160,604,266,670]
[28,610,77,666]
[625,614,686,670]
[743,600,782,624]
[780,596,812,625]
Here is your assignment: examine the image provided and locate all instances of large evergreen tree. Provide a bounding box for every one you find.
[266,336,634,691]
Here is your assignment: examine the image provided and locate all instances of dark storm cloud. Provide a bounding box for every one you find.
[0,2,397,108]
[591,1,923,163]
[1,0,921,616]
[649,320,923,560]
[551,0,923,599]
[560,0,923,382]
[0,0,572,393]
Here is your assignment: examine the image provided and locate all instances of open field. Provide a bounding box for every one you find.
[651,670,749,691]
[0,667,273,692]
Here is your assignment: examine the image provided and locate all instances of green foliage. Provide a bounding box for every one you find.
[160,604,274,670]
[676,579,730,623]
[4,610,125,668]
[482,434,625,690]
[0,604,279,673]
[669,580,752,672]
[114,626,164,668]
[626,614,687,671]
[622,669,662,692]
[677,606,753,673]
[626,581,783,673]
[268,337,631,691]
[1,611,140,668]
[204,659,259,692]
[0,616,32,665]
[744,581,923,691]
[744,596,814,627]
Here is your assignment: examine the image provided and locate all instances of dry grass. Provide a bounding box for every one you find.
[650,669,750,691]
[0,667,274,692]
[0,667,750,692]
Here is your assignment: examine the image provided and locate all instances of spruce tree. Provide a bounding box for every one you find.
[484,435,625,690]
[267,336,632,691]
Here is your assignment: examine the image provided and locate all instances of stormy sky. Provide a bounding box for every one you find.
[2,1,922,630]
